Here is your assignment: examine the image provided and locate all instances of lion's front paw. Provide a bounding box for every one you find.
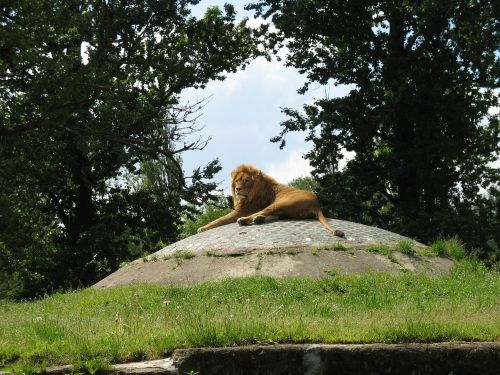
[237,217,252,226]
[253,215,266,224]
[197,226,208,233]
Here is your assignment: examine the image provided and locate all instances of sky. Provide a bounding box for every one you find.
[179,0,352,191]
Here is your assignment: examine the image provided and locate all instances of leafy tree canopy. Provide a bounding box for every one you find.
[289,176,320,193]
[248,0,499,251]
[0,0,259,297]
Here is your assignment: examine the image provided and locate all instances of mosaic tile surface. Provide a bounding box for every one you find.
[154,219,422,257]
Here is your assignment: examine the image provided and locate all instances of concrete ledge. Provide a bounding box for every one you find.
[173,342,500,375]
[0,342,500,375]
[10,342,496,375]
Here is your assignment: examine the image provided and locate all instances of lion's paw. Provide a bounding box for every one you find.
[253,215,266,224]
[197,226,207,233]
[237,217,252,226]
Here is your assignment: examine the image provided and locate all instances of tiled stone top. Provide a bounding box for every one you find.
[154,219,422,258]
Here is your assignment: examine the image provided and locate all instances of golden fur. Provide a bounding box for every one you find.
[197,165,344,237]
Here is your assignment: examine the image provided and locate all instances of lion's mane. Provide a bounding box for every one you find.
[231,164,283,211]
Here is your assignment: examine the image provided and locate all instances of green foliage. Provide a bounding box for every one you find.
[0,263,498,369]
[288,176,320,192]
[0,1,258,298]
[367,244,398,263]
[163,251,196,267]
[73,358,111,375]
[427,237,466,260]
[249,0,499,259]
[396,240,416,255]
[182,196,231,238]
[332,242,346,251]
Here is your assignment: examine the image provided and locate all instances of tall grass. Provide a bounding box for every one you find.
[430,237,465,260]
[0,259,498,371]
[423,236,466,259]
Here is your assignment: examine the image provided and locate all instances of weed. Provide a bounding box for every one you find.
[311,247,319,256]
[73,358,111,375]
[396,240,415,255]
[255,253,263,270]
[332,242,346,251]
[427,237,466,260]
[265,248,301,256]
[174,251,196,266]
[368,244,399,264]
[387,252,399,264]
[205,250,218,257]
[265,249,284,256]
[285,248,300,255]
[143,255,159,263]
[162,251,196,266]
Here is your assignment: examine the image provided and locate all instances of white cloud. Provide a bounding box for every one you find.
[182,55,307,100]
[489,158,500,169]
[80,42,90,65]
[264,150,312,183]
[264,148,356,184]
[339,149,356,170]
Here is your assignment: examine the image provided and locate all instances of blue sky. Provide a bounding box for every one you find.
[180,1,352,191]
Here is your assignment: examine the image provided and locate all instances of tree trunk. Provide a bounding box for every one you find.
[386,11,421,221]
[71,145,95,242]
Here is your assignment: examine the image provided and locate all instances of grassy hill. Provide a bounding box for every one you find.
[0,258,498,373]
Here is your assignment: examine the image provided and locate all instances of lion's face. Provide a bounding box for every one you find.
[230,165,263,208]
[232,172,256,204]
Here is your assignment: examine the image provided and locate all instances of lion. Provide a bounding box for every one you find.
[197,164,345,237]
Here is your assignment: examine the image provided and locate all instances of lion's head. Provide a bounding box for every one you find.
[230,165,275,209]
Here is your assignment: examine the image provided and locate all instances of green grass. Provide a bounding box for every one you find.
[332,242,346,251]
[423,237,466,260]
[0,260,498,372]
[396,240,416,255]
[285,248,300,255]
[204,250,218,257]
[367,244,399,263]
[161,251,196,266]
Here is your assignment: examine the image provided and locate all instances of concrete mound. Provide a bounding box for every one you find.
[93,219,453,289]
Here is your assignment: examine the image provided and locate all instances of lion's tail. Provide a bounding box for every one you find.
[317,210,345,238]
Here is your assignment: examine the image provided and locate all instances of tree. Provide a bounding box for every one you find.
[289,176,320,193]
[181,194,232,238]
[248,0,499,249]
[0,0,258,297]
